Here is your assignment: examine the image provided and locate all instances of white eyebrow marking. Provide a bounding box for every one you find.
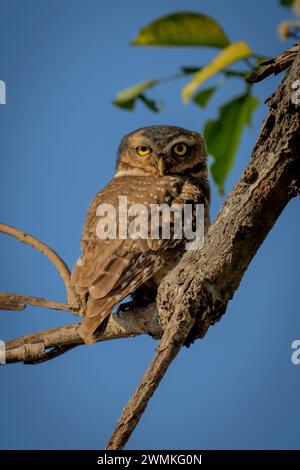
[163,136,196,153]
[115,168,149,177]
[131,138,153,148]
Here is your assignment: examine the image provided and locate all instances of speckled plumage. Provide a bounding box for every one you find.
[71,125,210,343]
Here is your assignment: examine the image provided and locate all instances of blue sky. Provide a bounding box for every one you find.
[0,0,299,449]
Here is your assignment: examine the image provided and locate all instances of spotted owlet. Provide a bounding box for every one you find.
[71,125,210,344]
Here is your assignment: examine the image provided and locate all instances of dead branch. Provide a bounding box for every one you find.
[3,302,162,364]
[106,302,195,449]
[0,223,79,307]
[247,43,299,83]
[0,302,26,311]
[0,292,78,314]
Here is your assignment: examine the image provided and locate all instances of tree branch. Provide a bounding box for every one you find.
[0,223,79,307]
[106,301,194,449]
[3,302,162,364]
[106,48,300,449]
[247,43,299,83]
[0,302,26,311]
[0,292,79,314]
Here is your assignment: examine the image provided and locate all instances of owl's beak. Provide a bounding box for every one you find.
[157,157,165,177]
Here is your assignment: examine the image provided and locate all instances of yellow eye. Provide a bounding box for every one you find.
[173,143,188,156]
[136,146,151,156]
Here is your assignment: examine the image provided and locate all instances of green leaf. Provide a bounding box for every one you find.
[132,12,230,48]
[184,67,250,79]
[114,99,136,111]
[224,70,250,79]
[113,79,157,106]
[182,42,253,102]
[193,87,217,108]
[204,92,259,194]
[280,0,294,7]
[139,94,162,112]
[113,79,158,112]
[181,66,202,74]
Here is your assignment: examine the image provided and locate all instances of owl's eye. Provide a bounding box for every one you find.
[173,143,188,156]
[136,146,151,156]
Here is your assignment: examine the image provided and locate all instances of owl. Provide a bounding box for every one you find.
[71,125,210,344]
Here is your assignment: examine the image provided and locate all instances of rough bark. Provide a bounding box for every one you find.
[247,43,299,83]
[158,51,300,344]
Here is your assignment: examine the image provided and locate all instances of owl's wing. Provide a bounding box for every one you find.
[71,176,207,343]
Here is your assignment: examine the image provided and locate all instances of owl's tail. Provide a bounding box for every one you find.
[79,297,114,344]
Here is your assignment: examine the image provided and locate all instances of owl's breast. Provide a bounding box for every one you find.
[110,175,184,206]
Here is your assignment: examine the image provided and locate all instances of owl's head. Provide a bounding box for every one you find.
[115,125,207,178]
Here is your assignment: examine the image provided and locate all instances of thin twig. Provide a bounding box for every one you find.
[0,302,26,311]
[0,292,79,314]
[247,43,299,83]
[0,223,79,306]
